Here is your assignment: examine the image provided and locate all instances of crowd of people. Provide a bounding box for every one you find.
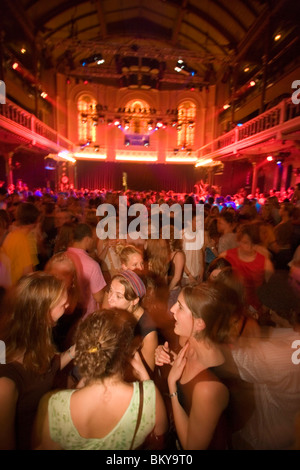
[0,179,300,450]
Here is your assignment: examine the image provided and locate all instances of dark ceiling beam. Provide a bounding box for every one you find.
[2,0,36,43]
[211,0,248,32]
[235,0,289,62]
[239,0,260,18]
[187,3,237,47]
[91,0,107,39]
[44,12,98,41]
[36,0,87,29]
[171,0,188,45]
[182,22,229,56]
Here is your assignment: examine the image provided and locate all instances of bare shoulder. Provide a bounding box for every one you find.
[193,378,229,409]
[0,376,18,402]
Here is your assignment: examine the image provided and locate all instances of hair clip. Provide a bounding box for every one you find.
[87,344,101,354]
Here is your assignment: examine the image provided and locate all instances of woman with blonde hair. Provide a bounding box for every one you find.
[117,244,144,272]
[32,309,168,450]
[0,272,74,449]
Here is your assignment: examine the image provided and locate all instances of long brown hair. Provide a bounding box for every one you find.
[1,272,67,374]
[145,238,170,283]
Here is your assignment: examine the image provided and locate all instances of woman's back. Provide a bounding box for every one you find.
[44,380,156,450]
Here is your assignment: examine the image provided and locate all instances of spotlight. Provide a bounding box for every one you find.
[249,80,256,87]
[80,54,104,66]
[274,33,281,41]
[267,155,273,161]
[223,103,230,110]
[12,62,19,69]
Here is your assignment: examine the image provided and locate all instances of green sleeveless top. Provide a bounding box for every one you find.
[48,380,156,450]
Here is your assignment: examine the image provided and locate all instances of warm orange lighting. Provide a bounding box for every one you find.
[74,153,106,160]
[249,80,256,87]
[12,62,19,69]
[21,48,26,54]
[116,155,158,162]
[223,104,230,110]
[244,66,250,72]
[41,92,48,98]
[195,158,213,167]
[274,33,281,41]
[166,156,197,163]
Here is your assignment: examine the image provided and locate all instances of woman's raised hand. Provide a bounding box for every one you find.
[154,341,176,366]
[168,342,189,388]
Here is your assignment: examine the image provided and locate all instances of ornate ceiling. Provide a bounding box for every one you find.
[1,0,299,90]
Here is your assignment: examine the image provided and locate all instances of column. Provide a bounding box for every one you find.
[4,152,14,187]
[251,161,258,196]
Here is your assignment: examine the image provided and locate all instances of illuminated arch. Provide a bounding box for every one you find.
[124,99,150,134]
[177,101,196,148]
[77,95,97,143]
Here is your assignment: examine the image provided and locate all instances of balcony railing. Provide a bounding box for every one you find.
[0,98,73,151]
[197,97,300,159]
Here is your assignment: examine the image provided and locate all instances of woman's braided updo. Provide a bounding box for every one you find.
[74,309,137,384]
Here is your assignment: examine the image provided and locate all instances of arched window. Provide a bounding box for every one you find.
[77,95,97,143]
[177,101,196,148]
[124,99,150,134]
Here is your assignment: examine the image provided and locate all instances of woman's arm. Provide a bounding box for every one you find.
[31,391,63,450]
[167,344,229,450]
[169,251,185,291]
[60,344,76,370]
[185,380,229,450]
[264,256,275,282]
[0,377,18,450]
[153,386,169,437]
[140,331,159,372]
